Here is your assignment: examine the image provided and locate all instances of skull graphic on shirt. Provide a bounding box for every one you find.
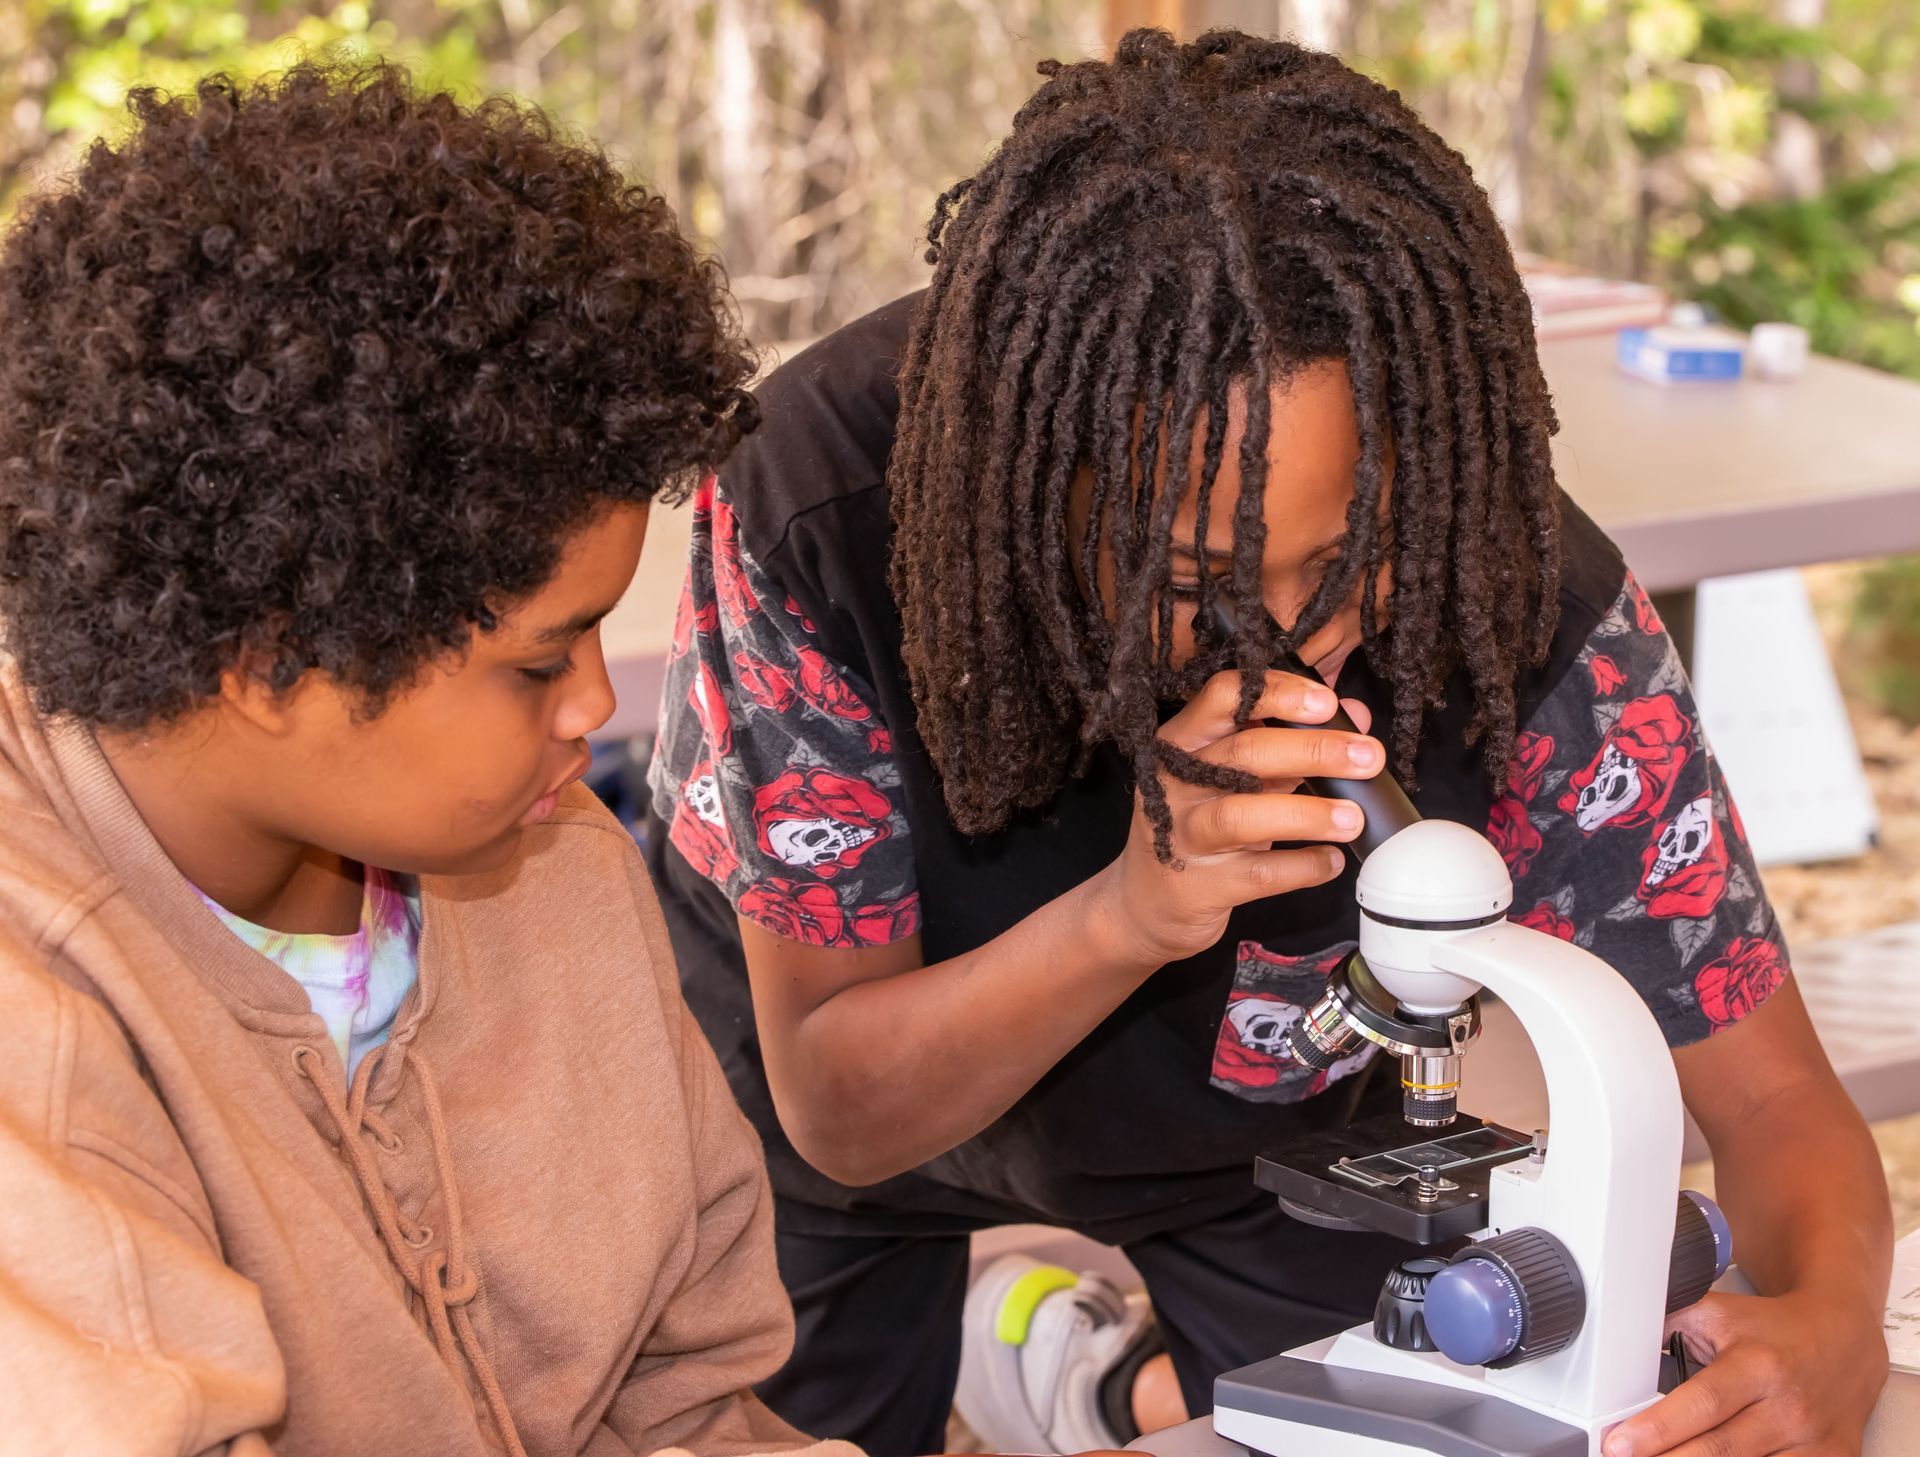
[1225,996,1303,1058]
[684,771,726,826]
[1647,796,1714,885]
[1571,742,1643,832]
[751,766,893,879]
[766,815,879,871]
[1558,693,1693,834]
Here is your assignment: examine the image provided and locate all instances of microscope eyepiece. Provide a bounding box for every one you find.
[1205,599,1422,863]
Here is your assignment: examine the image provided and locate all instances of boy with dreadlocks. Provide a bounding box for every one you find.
[647,29,1891,1457]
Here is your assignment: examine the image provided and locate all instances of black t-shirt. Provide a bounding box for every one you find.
[644,292,1789,1243]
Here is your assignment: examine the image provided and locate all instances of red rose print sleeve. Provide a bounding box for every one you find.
[648,478,919,948]
[1491,572,1789,1045]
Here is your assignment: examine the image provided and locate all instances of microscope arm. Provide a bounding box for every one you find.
[1431,919,1685,1418]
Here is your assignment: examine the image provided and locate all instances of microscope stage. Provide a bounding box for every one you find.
[1256,1113,1534,1244]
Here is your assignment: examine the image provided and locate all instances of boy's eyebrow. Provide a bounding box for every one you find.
[531,603,618,646]
[1169,542,1235,567]
[1170,531,1349,567]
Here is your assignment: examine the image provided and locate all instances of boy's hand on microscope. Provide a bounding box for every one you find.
[1097,668,1383,970]
[1602,1287,1887,1457]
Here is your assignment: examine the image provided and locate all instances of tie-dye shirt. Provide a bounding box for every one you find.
[199,868,422,1081]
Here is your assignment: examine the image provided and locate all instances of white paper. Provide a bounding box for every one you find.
[1888,1228,1920,1375]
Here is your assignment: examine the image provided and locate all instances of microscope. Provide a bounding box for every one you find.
[1205,604,1731,1457]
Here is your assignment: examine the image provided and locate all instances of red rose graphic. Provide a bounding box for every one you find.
[752,767,893,878]
[849,894,922,945]
[735,652,797,713]
[1636,796,1728,919]
[794,644,872,723]
[1590,655,1627,697]
[738,879,847,947]
[1694,937,1787,1032]
[670,581,719,659]
[1486,796,1544,879]
[669,799,739,881]
[1508,731,1556,801]
[785,594,817,633]
[1211,993,1295,1091]
[1627,575,1664,635]
[1514,901,1576,941]
[691,473,716,524]
[867,727,893,755]
[710,493,761,628]
[691,661,732,756]
[1557,694,1694,833]
[1212,1026,1284,1090]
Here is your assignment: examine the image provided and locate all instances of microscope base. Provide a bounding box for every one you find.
[1213,1331,1655,1457]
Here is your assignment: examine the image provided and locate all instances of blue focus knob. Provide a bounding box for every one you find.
[1425,1228,1585,1369]
[1682,1190,1732,1278]
[1425,1258,1525,1366]
[1668,1190,1733,1314]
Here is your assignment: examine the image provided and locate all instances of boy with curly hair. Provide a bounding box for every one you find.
[0,63,850,1457]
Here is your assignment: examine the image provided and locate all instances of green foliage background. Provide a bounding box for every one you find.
[3,0,1918,716]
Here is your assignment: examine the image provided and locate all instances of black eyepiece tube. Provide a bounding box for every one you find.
[1208,600,1422,863]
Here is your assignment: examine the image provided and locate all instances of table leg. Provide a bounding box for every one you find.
[1651,587,1697,674]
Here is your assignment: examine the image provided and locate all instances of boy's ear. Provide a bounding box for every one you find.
[216,648,307,736]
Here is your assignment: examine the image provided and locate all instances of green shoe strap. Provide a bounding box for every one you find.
[994,1265,1081,1345]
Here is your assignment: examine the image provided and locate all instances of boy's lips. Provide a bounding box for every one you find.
[520,790,563,827]
[520,754,592,827]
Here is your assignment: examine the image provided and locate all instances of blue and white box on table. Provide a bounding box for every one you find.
[1616,325,1745,384]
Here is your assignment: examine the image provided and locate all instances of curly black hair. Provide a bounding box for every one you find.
[0,61,756,730]
[890,28,1562,857]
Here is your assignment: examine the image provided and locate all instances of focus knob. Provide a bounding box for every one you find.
[1373,1257,1448,1351]
[1425,1228,1585,1368]
[1668,1190,1732,1314]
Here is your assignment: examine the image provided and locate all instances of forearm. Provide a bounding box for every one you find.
[1701,1079,1890,1314]
[772,866,1162,1182]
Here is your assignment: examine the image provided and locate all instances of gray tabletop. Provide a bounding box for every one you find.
[1542,333,1920,593]
[1131,1367,1918,1457]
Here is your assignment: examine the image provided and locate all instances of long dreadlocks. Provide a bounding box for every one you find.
[889,28,1562,859]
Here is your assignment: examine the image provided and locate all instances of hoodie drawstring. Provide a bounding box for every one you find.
[294,1042,527,1457]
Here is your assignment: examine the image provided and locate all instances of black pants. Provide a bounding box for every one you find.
[756,1194,1426,1457]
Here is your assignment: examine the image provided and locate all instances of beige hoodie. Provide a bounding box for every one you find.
[0,666,860,1457]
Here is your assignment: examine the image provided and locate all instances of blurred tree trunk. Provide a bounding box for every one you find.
[1772,0,1825,201]
[1106,0,1189,47]
[1493,0,1548,234]
[1279,0,1352,52]
[712,0,772,291]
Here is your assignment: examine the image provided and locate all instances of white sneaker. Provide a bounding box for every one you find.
[955,1254,1160,1454]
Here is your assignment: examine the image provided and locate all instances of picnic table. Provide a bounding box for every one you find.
[1542,330,1920,654]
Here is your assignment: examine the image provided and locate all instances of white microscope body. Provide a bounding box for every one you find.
[1212,820,1708,1457]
